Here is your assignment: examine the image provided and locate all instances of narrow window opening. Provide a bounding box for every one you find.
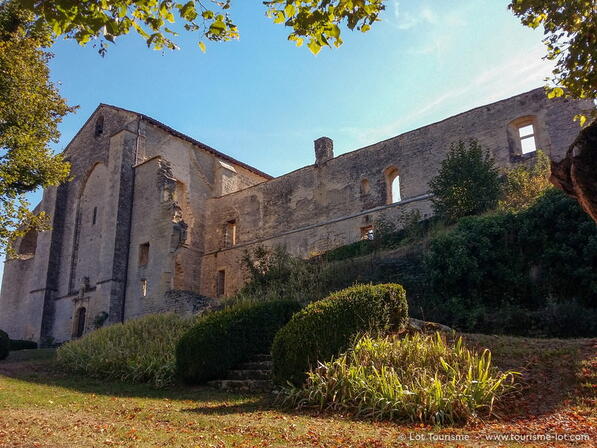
[141,279,148,297]
[139,242,150,266]
[216,269,226,297]
[518,124,537,154]
[94,115,104,138]
[360,225,374,240]
[92,207,98,225]
[224,220,237,247]
[360,179,370,195]
[384,167,401,204]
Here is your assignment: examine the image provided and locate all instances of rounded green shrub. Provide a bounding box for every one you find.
[0,329,9,360]
[271,283,408,386]
[9,339,37,351]
[176,299,301,384]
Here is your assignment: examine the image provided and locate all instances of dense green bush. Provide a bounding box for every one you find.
[498,150,551,213]
[429,139,502,222]
[9,339,37,351]
[176,300,301,384]
[280,333,517,425]
[230,191,595,339]
[0,329,9,360]
[57,313,195,387]
[272,284,408,386]
[426,189,597,312]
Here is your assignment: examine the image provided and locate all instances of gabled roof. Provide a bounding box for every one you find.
[97,103,273,180]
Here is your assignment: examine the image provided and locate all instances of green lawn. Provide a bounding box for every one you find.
[0,335,595,447]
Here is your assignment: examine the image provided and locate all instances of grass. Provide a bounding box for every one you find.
[0,334,595,447]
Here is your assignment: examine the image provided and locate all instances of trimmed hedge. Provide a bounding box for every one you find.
[271,283,408,386]
[176,300,301,384]
[0,329,9,360]
[9,339,37,351]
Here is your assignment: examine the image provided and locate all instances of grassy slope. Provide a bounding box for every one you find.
[0,336,595,448]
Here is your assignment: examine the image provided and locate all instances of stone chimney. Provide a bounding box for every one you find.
[314,137,334,166]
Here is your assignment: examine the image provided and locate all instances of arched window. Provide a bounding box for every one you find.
[384,166,401,204]
[360,178,370,195]
[17,229,38,257]
[94,115,104,137]
[74,307,86,338]
[507,115,544,159]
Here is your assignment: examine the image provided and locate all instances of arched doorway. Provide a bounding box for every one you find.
[74,307,86,338]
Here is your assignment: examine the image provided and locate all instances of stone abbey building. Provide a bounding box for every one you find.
[0,88,591,344]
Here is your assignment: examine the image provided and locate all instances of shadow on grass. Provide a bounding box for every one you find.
[1,350,276,408]
[2,337,595,423]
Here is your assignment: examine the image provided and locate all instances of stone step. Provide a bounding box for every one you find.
[251,353,272,362]
[227,369,271,380]
[237,360,272,370]
[207,379,273,392]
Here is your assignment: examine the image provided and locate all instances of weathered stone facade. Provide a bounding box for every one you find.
[0,88,592,343]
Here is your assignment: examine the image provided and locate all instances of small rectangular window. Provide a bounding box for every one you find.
[92,207,97,225]
[518,124,537,154]
[216,269,226,297]
[224,220,237,247]
[140,279,148,297]
[139,242,150,266]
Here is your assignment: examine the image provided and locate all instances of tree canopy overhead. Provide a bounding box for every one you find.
[0,1,74,255]
[508,0,596,123]
[17,0,385,55]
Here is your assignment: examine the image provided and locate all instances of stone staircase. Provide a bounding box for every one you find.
[207,354,273,392]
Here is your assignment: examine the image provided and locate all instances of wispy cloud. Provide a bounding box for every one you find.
[392,1,438,30]
[336,45,554,147]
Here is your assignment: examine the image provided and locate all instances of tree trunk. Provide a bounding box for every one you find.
[550,121,597,223]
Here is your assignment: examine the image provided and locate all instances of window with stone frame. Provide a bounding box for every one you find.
[94,115,104,137]
[384,166,401,204]
[224,220,237,247]
[140,279,148,297]
[139,242,150,266]
[216,269,226,297]
[360,178,371,195]
[507,116,545,159]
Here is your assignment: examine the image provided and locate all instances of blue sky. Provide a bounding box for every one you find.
[46,0,553,176]
[3,0,555,282]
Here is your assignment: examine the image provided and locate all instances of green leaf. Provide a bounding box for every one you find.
[198,41,206,53]
[307,39,321,55]
[284,4,295,18]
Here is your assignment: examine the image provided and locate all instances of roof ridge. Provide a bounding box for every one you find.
[99,103,273,180]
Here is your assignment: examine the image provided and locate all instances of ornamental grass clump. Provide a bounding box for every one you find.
[280,332,518,425]
[57,313,195,387]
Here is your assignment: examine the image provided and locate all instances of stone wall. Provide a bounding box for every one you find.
[0,88,592,343]
[198,90,593,298]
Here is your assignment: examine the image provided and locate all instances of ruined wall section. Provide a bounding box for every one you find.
[200,90,592,298]
[0,195,56,341]
[124,121,268,317]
